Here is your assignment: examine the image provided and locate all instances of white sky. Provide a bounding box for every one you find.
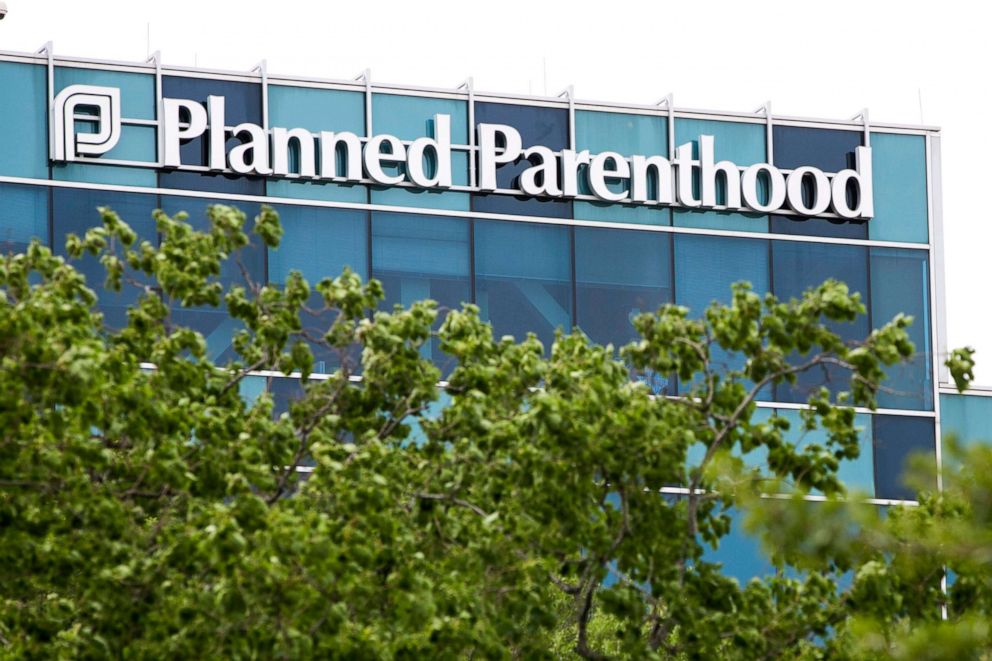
[2,0,990,383]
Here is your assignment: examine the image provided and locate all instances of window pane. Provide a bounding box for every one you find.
[776,408,875,495]
[270,205,368,375]
[370,94,470,211]
[269,206,368,285]
[773,126,861,173]
[939,393,992,448]
[868,133,929,244]
[0,62,48,179]
[870,247,932,410]
[673,118,768,233]
[160,196,264,361]
[0,183,48,254]
[575,110,666,155]
[53,187,158,329]
[267,85,367,204]
[575,227,671,349]
[772,241,869,403]
[573,201,670,226]
[674,234,769,393]
[372,93,468,144]
[770,126,865,239]
[475,220,572,350]
[158,76,264,196]
[51,67,157,187]
[372,212,470,371]
[472,102,572,219]
[873,415,935,500]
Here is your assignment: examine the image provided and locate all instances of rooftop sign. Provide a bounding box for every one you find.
[51,84,874,219]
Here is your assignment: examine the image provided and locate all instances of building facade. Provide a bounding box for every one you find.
[0,47,988,579]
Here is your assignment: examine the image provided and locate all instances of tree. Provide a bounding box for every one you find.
[0,203,972,658]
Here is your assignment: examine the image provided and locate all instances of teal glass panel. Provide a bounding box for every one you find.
[573,201,669,226]
[868,133,928,244]
[51,67,157,186]
[54,67,155,119]
[0,62,48,179]
[370,186,469,211]
[673,209,768,232]
[940,394,992,447]
[52,125,157,186]
[239,375,267,406]
[870,247,932,411]
[269,85,364,134]
[673,119,766,232]
[575,110,667,155]
[0,183,48,253]
[266,180,368,204]
[267,86,368,203]
[372,93,468,144]
[675,118,765,165]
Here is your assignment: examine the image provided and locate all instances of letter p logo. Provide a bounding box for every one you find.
[51,85,122,162]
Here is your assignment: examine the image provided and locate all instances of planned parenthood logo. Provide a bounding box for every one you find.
[51,84,122,162]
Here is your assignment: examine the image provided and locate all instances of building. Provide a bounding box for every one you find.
[0,46,988,579]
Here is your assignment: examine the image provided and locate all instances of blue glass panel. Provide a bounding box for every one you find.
[270,205,368,375]
[372,212,471,371]
[940,394,992,447]
[770,214,867,240]
[160,196,264,361]
[674,234,769,312]
[770,126,866,239]
[870,247,932,411]
[773,126,861,173]
[158,76,264,196]
[772,241,870,403]
[0,183,48,254]
[372,93,468,144]
[0,62,48,179]
[873,415,936,500]
[703,507,775,582]
[269,205,368,285]
[575,227,671,351]
[573,201,669,226]
[777,408,874,495]
[472,102,571,219]
[475,220,572,350]
[53,187,158,329]
[266,85,367,204]
[575,110,666,155]
[868,133,928,244]
[674,234,769,394]
[673,119,766,233]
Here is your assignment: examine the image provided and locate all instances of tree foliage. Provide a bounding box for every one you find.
[0,203,981,658]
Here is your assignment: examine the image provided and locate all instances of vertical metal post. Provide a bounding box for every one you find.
[39,42,54,160]
[356,69,372,138]
[755,101,773,164]
[656,94,674,161]
[253,59,269,131]
[146,51,162,165]
[458,78,476,188]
